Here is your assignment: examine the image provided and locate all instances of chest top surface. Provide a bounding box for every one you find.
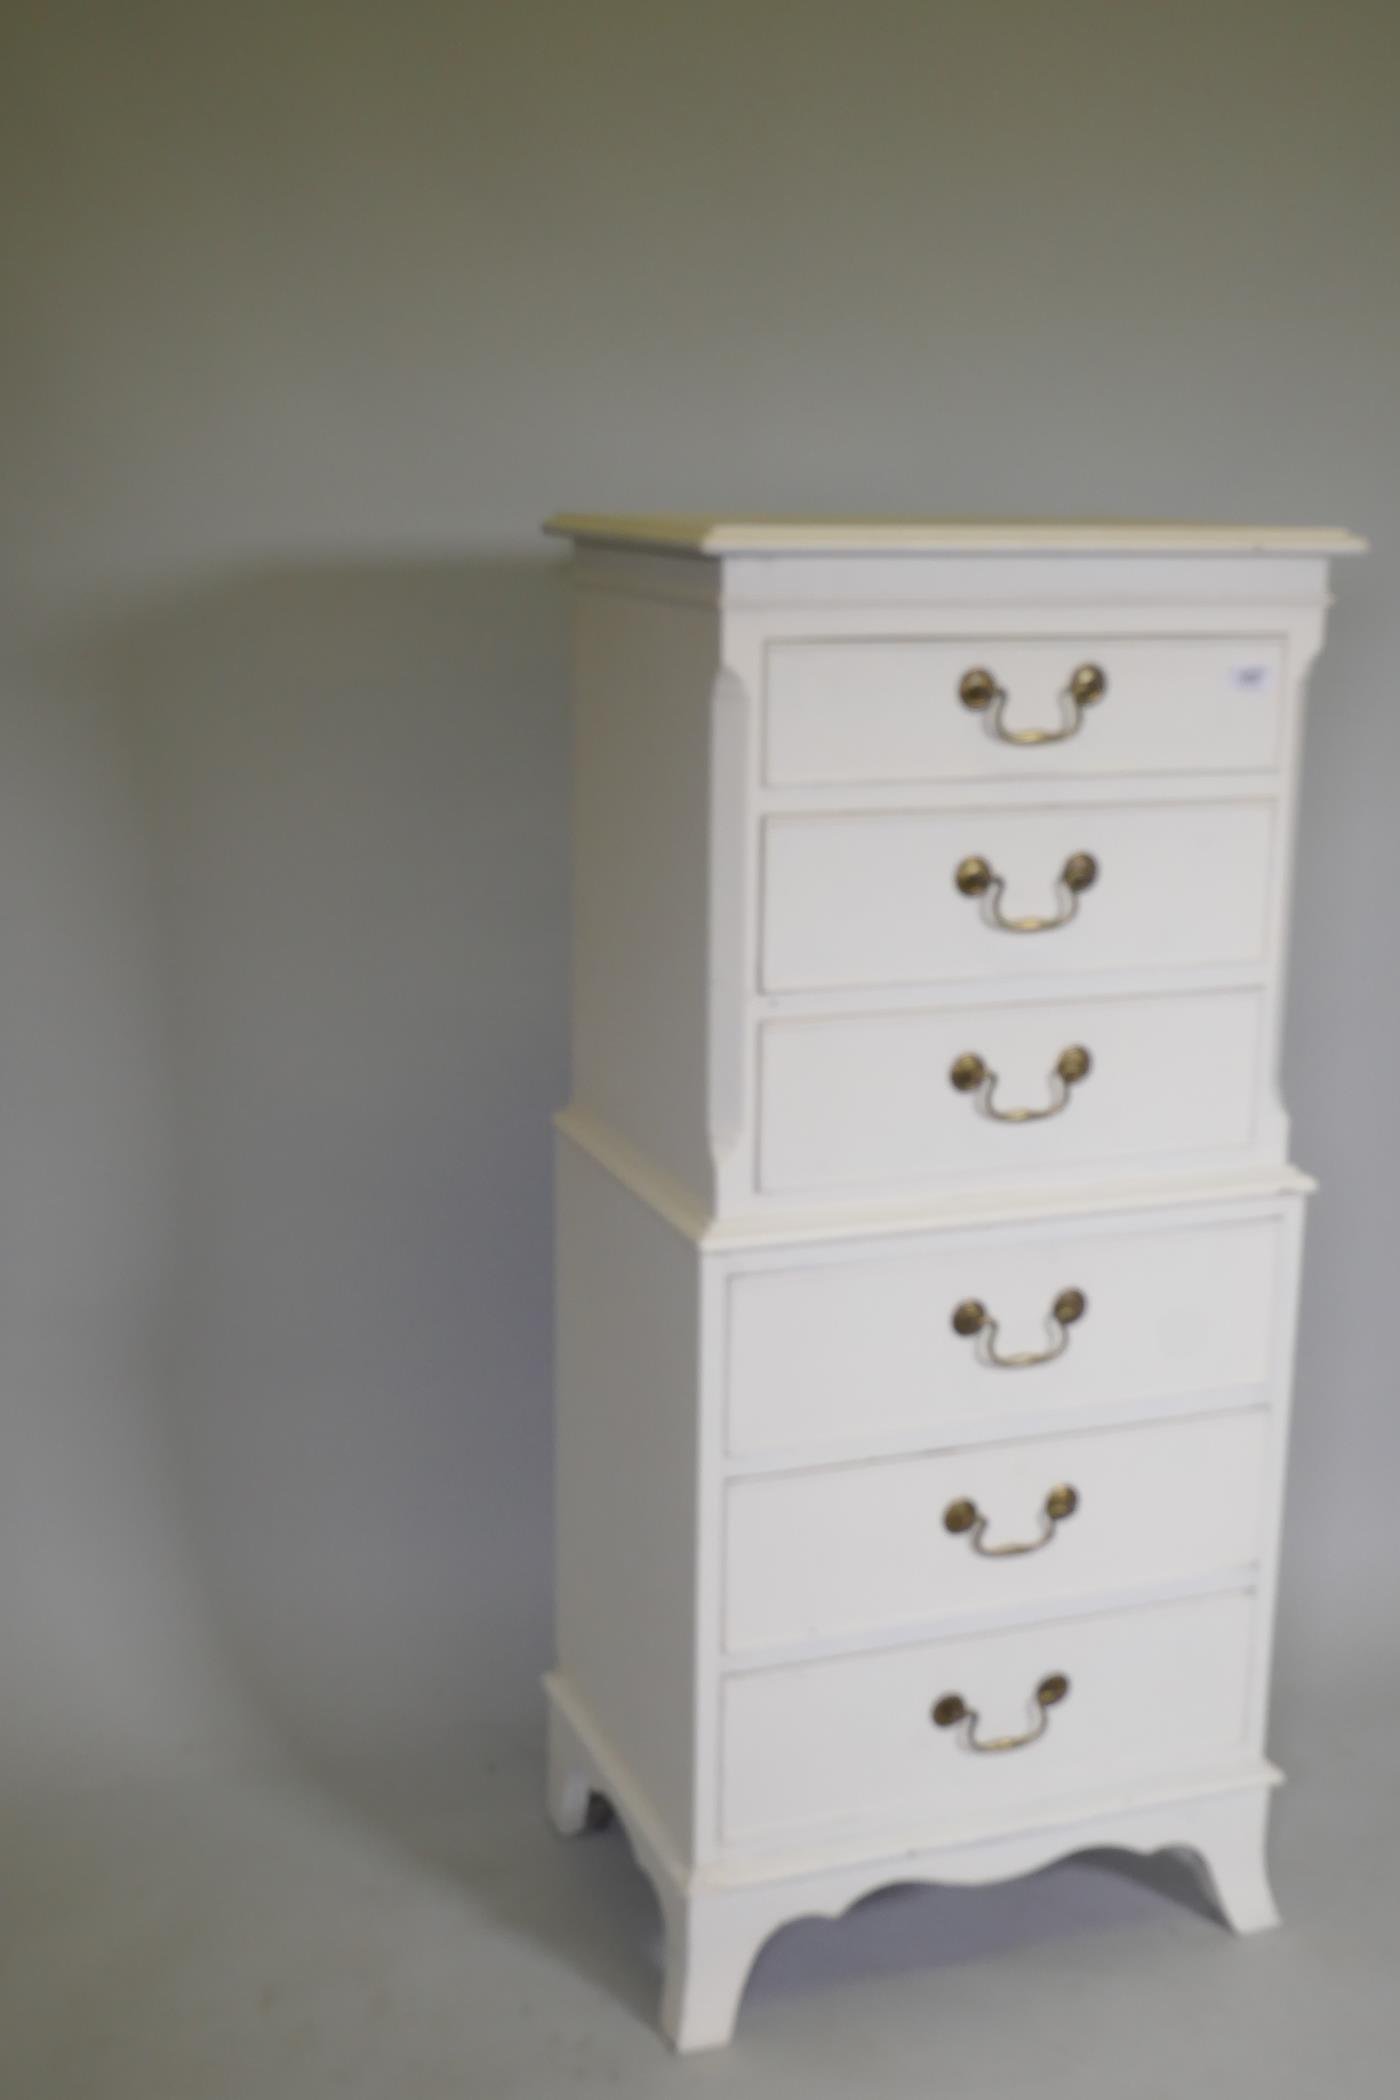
[545,513,1366,559]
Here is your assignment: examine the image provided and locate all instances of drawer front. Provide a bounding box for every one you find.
[764,636,1286,787]
[724,1410,1267,1654]
[720,1591,1254,1847]
[726,1213,1282,1458]
[757,990,1261,1197]
[761,801,1274,994]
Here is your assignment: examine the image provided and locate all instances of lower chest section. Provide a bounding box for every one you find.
[698,1189,1300,1863]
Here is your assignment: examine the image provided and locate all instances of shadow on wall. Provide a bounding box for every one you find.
[99,554,571,1797]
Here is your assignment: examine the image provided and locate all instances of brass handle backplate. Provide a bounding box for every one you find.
[944,1483,1080,1557]
[959,662,1107,746]
[932,1673,1071,1753]
[956,851,1098,933]
[952,1287,1088,1367]
[949,1045,1092,1123]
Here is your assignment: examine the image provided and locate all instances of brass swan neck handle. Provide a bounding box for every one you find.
[949,1045,1092,1123]
[932,1674,1071,1754]
[943,1483,1080,1558]
[951,1288,1088,1368]
[955,851,1098,934]
[959,662,1107,746]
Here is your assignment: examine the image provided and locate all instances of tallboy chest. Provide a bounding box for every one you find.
[543,516,1363,2051]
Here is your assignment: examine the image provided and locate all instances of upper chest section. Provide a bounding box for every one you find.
[553,517,1361,1223]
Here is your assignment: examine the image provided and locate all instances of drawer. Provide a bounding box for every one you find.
[764,635,1286,787]
[726,1211,1283,1458]
[760,801,1274,994]
[720,1591,1254,1848]
[724,1410,1267,1654]
[757,989,1262,1198]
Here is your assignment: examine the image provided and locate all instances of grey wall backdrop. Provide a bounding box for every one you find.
[3,0,1398,1811]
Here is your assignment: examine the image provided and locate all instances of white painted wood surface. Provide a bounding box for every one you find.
[756,988,1264,1196]
[719,1591,1255,1847]
[760,799,1274,991]
[553,1142,702,1856]
[723,1204,1286,1457]
[764,635,1288,785]
[723,1410,1267,1653]
[545,512,1365,557]
[545,1670,1281,2050]
[548,517,1356,2049]
[567,589,719,1209]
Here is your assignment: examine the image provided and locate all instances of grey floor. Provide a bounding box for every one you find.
[3,1667,1396,2100]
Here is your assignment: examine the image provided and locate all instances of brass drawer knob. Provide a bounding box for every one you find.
[958,662,1107,746]
[932,1674,1071,1753]
[949,1045,1092,1122]
[943,1483,1079,1557]
[951,1287,1088,1367]
[955,851,1098,933]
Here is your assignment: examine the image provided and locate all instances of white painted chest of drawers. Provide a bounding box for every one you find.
[543,514,1364,2049]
